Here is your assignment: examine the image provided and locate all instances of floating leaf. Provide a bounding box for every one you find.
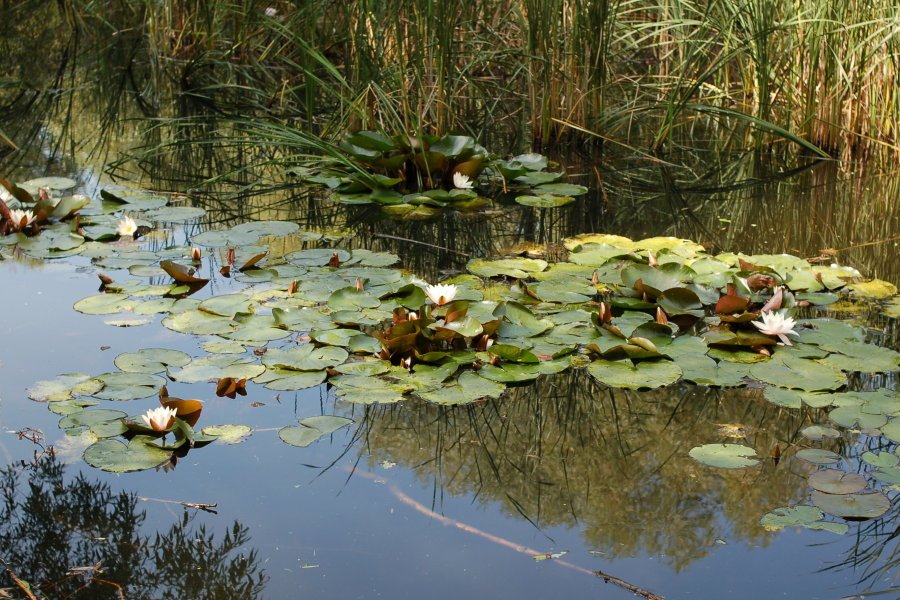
[811,490,890,519]
[92,372,166,401]
[83,436,171,473]
[279,415,353,447]
[808,470,867,494]
[419,371,505,405]
[801,425,842,441]
[201,424,253,445]
[759,506,847,534]
[114,348,192,374]
[795,449,842,465]
[689,443,759,469]
[587,359,682,389]
[168,355,265,383]
[73,293,134,315]
[28,373,103,402]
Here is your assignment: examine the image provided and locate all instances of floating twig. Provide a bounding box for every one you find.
[137,495,218,514]
[350,468,664,600]
[373,233,470,257]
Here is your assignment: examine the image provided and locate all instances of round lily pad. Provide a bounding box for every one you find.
[689,443,759,469]
[811,490,890,519]
[801,425,842,441]
[279,415,353,447]
[200,424,253,445]
[74,293,134,315]
[142,206,207,222]
[808,469,867,494]
[759,505,848,534]
[92,372,166,401]
[83,437,171,473]
[114,348,192,374]
[795,449,842,465]
[587,359,682,390]
[21,176,78,191]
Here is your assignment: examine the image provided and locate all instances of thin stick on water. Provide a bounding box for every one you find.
[137,495,218,513]
[350,468,664,600]
[373,233,471,257]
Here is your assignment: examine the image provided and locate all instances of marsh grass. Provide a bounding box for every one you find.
[1,0,898,167]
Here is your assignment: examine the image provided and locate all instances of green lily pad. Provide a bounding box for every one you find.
[168,355,265,383]
[257,370,327,391]
[801,425,842,441]
[759,506,848,534]
[59,408,127,431]
[515,194,575,208]
[114,348,192,374]
[811,490,890,519]
[533,183,588,196]
[28,373,103,402]
[83,436,171,473]
[587,359,682,389]
[163,310,235,336]
[198,294,254,318]
[688,443,759,469]
[201,424,253,445]
[279,415,353,447]
[467,257,548,278]
[795,449,842,465]
[808,470,867,494]
[846,279,897,299]
[750,356,845,392]
[47,399,99,416]
[20,176,78,191]
[74,293,134,315]
[92,372,166,400]
[419,371,506,405]
[862,451,900,469]
[143,206,206,222]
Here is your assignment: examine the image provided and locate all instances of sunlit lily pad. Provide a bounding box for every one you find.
[143,206,206,222]
[750,356,845,392]
[811,490,890,519]
[801,425,842,441]
[168,355,265,383]
[74,293,134,315]
[83,436,171,473]
[688,443,759,469]
[279,415,353,447]
[515,194,575,208]
[846,279,897,299]
[114,348,192,374]
[467,257,548,278]
[20,176,78,191]
[200,424,253,445]
[256,370,327,391]
[28,373,103,402]
[198,294,254,318]
[862,451,900,469]
[808,470,866,494]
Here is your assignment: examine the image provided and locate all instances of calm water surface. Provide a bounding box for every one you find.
[0,153,897,599]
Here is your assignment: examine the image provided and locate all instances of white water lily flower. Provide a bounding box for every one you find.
[752,310,800,346]
[141,406,178,432]
[424,283,458,306]
[8,208,34,230]
[116,215,138,237]
[452,172,474,190]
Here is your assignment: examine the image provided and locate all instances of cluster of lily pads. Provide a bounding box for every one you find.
[300,131,588,217]
[11,176,898,527]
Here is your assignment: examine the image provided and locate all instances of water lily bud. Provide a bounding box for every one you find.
[191,247,202,261]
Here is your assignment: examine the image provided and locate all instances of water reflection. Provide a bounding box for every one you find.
[0,452,267,599]
[353,370,823,572]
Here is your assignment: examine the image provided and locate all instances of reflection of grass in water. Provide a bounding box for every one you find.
[356,369,821,571]
[0,452,267,598]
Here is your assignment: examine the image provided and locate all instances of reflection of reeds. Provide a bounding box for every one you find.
[2,0,898,161]
[353,370,820,571]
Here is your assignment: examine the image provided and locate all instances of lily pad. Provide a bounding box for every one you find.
[419,371,505,405]
[759,506,848,534]
[200,424,253,445]
[811,490,890,519]
[808,470,867,494]
[688,443,759,469]
[74,293,134,315]
[279,415,353,447]
[114,348,192,374]
[92,372,166,401]
[587,359,682,389]
[83,436,171,473]
[168,355,265,383]
[28,373,103,402]
[795,449,842,465]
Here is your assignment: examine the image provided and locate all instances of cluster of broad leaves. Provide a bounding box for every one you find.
[300,131,587,218]
[0,176,206,259]
[20,205,900,532]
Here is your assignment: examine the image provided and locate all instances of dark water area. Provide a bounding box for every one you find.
[1,20,899,600]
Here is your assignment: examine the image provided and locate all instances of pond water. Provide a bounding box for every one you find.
[2,58,899,600]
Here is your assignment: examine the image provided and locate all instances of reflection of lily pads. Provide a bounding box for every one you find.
[689,443,759,469]
[83,436,171,473]
[811,490,890,519]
